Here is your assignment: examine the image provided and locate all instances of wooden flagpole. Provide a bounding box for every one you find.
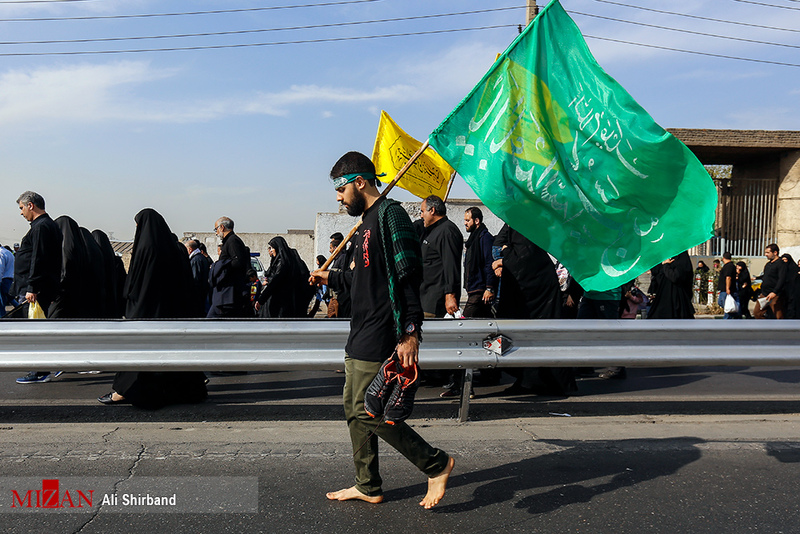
[319,140,430,271]
[442,170,457,203]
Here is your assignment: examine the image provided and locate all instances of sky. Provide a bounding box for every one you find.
[1,0,799,245]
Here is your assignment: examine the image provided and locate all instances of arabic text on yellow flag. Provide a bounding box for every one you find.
[371,110,454,199]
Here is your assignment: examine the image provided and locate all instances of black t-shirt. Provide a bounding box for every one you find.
[717,261,736,293]
[328,197,422,362]
[761,258,787,296]
[334,197,395,361]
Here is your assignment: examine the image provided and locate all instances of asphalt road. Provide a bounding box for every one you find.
[1,367,799,533]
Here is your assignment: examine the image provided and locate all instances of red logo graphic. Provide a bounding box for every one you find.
[362,229,371,267]
[11,479,93,509]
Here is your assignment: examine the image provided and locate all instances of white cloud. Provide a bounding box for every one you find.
[0,61,176,125]
[241,83,420,116]
[0,38,558,129]
[0,61,427,126]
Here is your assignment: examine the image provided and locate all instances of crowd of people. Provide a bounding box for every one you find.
[5,155,800,509]
[698,246,800,320]
[3,186,800,405]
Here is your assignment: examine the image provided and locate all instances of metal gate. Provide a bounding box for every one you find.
[690,177,778,257]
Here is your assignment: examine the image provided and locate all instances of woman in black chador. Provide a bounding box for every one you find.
[49,216,95,319]
[781,254,800,319]
[255,236,314,318]
[98,208,207,408]
[736,261,753,319]
[647,251,695,319]
[92,229,126,318]
[492,224,576,396]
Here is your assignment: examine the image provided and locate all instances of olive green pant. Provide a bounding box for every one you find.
[344,356,450,497]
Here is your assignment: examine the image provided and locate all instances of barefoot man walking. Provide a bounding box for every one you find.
[310,151,454,508]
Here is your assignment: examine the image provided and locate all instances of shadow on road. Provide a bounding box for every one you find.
[385,437,704,515]
[741,369,800,384]
[3,366,800,423]
[766,442,800,463]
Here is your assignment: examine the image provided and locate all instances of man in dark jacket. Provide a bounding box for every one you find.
[327,232,352,318]
[419,195,462,318]
[13,191,62,384]
[717,251,739,319]
[462,207,497,318]
[755,243,787,319]
[185,239,211,317]
[207,217,250,318]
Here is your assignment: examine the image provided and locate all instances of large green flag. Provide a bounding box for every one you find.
[428,0,717,292]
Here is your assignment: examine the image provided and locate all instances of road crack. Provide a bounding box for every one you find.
[73,443,146,534]
[515,422,540,440]
[101,426,120,443]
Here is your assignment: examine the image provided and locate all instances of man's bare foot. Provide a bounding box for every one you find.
[420,455,455,509]
[326,486,383,504]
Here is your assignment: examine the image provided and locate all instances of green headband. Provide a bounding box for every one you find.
[332,172,386,189]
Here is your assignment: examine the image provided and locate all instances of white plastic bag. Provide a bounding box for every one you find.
[723,294,739,314]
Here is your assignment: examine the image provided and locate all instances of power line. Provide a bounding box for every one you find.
[0,0,387,22]
[571,10,800,50]
[731,0,800,9]
[0,0,95,3]
[0,7,523,46]
[585,34,800,68]
[3,1,795,70]
[0,24,517,56]
[591,0,800,34]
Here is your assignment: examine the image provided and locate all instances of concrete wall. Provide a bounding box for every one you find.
[777,150,800,248]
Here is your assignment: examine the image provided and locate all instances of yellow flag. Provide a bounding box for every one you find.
[371,110,454,199]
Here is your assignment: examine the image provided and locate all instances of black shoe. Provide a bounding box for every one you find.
[383,363,419,425]
[439,388,461,398]
[440,387,475,399]
[364,358,398,419]
[598,367,627,380]
[501,383,535,396]
[97,392,128,405]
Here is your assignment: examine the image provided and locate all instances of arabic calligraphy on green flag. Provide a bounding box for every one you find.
[428,0,717,292]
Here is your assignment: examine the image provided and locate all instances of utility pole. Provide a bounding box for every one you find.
[526,0,539,25]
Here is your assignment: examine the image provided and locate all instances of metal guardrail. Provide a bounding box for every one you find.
[0,318,493,372]
[2,318,799,421]
[1,318,800,371]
